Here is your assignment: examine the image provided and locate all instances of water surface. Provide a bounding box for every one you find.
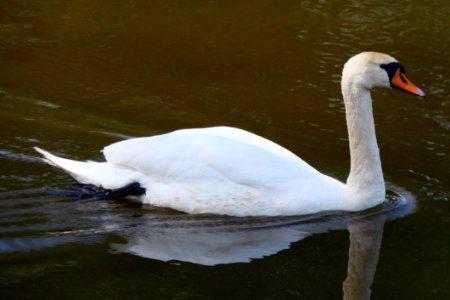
[1,1,449,299]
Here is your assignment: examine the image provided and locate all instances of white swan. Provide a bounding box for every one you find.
[35,52,425,216]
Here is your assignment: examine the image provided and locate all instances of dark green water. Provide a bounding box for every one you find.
[1,1,449,299]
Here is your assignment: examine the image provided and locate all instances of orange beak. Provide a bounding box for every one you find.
[391,69,426,99]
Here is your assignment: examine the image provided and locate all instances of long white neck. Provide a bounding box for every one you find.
[341,80,385,201]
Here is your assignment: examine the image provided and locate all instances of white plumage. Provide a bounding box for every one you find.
[35,52,425,216]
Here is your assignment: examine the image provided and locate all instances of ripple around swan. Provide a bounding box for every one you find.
[0,184,415,266]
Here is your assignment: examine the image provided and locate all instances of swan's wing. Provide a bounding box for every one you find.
[171,126,303,164]
[103,127,320,186]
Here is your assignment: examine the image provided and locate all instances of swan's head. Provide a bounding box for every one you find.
[342,52,425,98]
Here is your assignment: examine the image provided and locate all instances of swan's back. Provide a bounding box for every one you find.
[172,127,304,164]
[103,126,319,186]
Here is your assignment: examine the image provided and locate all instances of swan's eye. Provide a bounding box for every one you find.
[380,62,407,80]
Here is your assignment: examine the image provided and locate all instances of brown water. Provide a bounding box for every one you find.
[1,1,449,299]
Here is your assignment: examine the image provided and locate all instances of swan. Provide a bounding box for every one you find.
[34,52,425,216]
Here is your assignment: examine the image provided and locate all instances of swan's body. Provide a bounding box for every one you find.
[35,52,425,216]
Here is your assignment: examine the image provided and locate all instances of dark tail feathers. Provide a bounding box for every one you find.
[46,182,146,200]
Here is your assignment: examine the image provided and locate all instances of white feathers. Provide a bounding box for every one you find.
[34,52,414,216]
[34,147,143,189]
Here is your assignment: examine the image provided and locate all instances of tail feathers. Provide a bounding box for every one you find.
[46,182,146,200]
[34,147,62,168]
[34,147,142,189]
[34,146,98,183]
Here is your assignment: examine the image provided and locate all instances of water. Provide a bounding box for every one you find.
[1,0,449,299]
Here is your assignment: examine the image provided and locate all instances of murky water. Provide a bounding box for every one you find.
[1,1,449,299]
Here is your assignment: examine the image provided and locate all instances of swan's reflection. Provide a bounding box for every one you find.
[113,193,411,265]
[113,214,315,265]
[111,192,413,298]
[343,214,384,300]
